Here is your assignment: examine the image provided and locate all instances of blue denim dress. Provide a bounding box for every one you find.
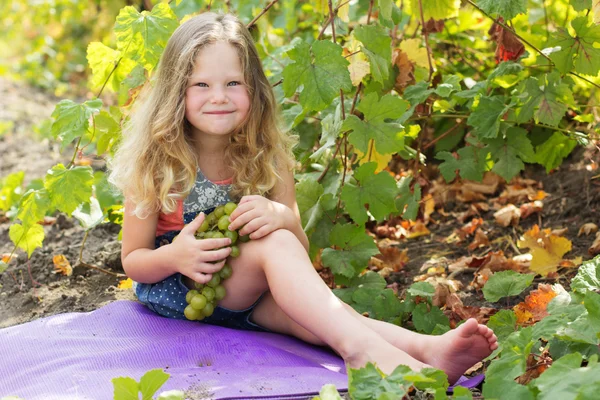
[133,168,271,333]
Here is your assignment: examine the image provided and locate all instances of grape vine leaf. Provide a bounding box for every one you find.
[571,255,600,294]
[396,176,421,220]
[436,145,487,182]
[467,95,510,139]
[282,40,353,112]
[353,24,391,84]
[17,189,51,228]
[487,309,517,342]
[343,92,409,155]
[482,271,535,302]
[571,0,592,11]
[516,72,573,127]
[485,127,535,181]
[139,369,170,400]
[477,0,527,21]
[311,104,343,160]
[321,223,379,278]
[534,132,577,173]
[9,223,45,257]
[341,162,398,225]
[113,3,179,72]
[548,15,600,76]
[353,140,393,173]
[378,0,393,21]
[531,353,600,400]
[409,0,460,20]
[112,376,139,400]
[296,178,324,233]
[482,375,535,400]
[0,171,24,211]
[486,327,534,380]
[73,197,105,231]
[51,99,103,150]
[412,303,450,334]
[95,109,122,155]
[87,42,136,92]
[44,164,94,216]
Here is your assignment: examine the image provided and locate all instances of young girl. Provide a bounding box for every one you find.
[108,12,497,384]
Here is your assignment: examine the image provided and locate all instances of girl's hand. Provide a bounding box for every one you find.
[169,212,232,284]
[227,195,293,240]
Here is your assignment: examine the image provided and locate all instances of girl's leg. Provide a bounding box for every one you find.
[220,229,428,375]
[251,292,498,384]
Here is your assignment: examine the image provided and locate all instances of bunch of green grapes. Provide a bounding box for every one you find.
[183,201,249,321]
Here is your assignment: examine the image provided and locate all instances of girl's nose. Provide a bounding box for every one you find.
[210,88,229,104]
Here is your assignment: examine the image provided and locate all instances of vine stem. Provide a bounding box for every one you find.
[317,0,352,40]
[77,230,126,278]
[247,0,279,29]
[418,0,434,81]
[423,119,465,150]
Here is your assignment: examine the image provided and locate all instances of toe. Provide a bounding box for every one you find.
[484,329,494,338]
[460,318,479,336]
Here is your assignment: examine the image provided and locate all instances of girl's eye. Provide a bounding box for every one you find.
[227,81,241,87]
[196,83,208,87]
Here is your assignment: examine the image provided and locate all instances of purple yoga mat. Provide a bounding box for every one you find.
[0,300,348,399]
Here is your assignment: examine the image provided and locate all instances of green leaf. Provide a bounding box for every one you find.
[51,99,103,150]
[296,178,324,233]
[487,310,517,342]
[113,3,179,72]
[341,162,398,225]
[487,327,534,379]
[434,75,461,98]
[467,96,509,139]
[156,390,185,400]
[9,223,45,258]
[436,145,487,182]
[72,197,105,231]
[112,376,140,400]
[571,255,600,294]
[556,292,600,345]
[488,61,524,81]
[0,171,24,211]
[534,132,577,173]
[353,24,391,83]
[311,104,343,160]
[571,0,592,11]
[485,127,535,181]
[316,384,343,400]
[94,171,123,214]
[476,0,527,20]
[343,92,408,155]
[452,386,473,400]
[378,0,393,21]
[408,282,435,298]
[44,164,94,216]
[17,189,51,228]
[395,177,420,220]
[322,223,379,279]
[282,40,352,112]
[139,368,170,400]
[516,73,573,127]
[119,64,147,106]
[94,110,122,155]
[373,289,403,321]
[482,375,534,400]
[412,304,450,334]
[549,15,600,76]
[86,42,136,92]
[482,271,535,302]
[532,353,600,400]
[409,0,460,20]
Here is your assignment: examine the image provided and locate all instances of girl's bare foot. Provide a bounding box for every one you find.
[345,339,430,376]
[422,318,498,384]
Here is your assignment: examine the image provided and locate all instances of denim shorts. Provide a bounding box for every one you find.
[134,273,272,333]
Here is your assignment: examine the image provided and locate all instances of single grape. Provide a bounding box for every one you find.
[211,231,225,239]
[239,234,250,243]
[219,264,232,279]
[214,285,226,300]
[224,229,238,244]
[190,294,208,310]
[202,286,216,301]
[230,245,240,258]
[206,212,217,226]
[214,206,225,218]
[206,274,221,288]
[202,302,215,317]
[217,215,230,231]
[197,219,210,233]
[184,305,202,320]
[224,202,237,215]
[194,281,205,290]
[195,232,206,239]
[186,289,199,304]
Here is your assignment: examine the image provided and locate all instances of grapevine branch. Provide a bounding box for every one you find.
[418,0,434,81]
[247,0,279,29]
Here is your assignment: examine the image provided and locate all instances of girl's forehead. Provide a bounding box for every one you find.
[191,42,244,75]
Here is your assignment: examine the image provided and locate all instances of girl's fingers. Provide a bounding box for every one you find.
[229,208,258,231]
[194,272,212,284]
[199,260,226,274]
[228,201,253,222]
[196,237,232,250]
[249,224,273,240]
[200,247,232,262]
[239,217,265,237]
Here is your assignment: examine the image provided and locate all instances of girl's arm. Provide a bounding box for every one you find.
[269,167,310,253]
[121,199,179,284]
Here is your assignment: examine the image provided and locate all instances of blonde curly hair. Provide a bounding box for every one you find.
[108,12,296,218]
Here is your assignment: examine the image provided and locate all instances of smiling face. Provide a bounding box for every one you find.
[184,41,251,140]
